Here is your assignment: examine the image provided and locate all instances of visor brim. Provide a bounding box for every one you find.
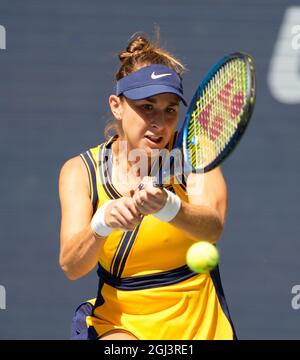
[123,85,187,106]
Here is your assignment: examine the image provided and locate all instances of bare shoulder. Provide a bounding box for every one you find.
[59,155,86,177]
[59,155,93,235]
[59,156,94,251]
[59,155,90,197]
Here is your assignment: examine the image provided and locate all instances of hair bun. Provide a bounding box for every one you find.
[119,35,151,62]
[115,31,185,81]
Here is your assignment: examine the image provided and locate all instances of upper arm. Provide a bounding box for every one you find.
[186,167,228,225]
[58,156,93,246]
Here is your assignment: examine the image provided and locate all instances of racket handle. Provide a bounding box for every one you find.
[152,178,164,189]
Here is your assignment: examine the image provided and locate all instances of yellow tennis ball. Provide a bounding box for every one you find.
[186,241,219,273]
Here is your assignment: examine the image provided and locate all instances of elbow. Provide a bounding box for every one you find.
[210,217,224,243]
[61,266,80,281]
[59,256,81,281]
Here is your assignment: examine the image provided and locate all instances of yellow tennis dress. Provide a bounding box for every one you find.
[71,132,236,340]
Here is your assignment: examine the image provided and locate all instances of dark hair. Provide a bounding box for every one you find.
[104,32,186,139]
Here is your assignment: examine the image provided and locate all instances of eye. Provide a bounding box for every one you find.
[166,107,177,114]
[141,104,153,111]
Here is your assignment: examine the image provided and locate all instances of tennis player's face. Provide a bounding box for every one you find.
[120,93,180,155]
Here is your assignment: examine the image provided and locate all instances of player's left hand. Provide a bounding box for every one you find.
[132,176,168,216]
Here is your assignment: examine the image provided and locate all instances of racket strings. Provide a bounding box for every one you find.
[188,59,248,169]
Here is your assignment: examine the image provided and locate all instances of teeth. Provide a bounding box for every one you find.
[146,135,160,141]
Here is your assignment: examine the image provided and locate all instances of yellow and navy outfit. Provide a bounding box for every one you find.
[70,132,236,340]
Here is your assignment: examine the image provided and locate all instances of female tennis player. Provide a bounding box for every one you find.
[59,33,236,340]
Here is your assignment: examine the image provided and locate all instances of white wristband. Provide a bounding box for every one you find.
[91,200,114,237]
[153,190,181,222]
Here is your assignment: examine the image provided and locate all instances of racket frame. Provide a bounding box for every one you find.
[182,52,256,174]
[154,52,256,187]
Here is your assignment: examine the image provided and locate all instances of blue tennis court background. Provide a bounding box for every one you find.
[0,0,299,339]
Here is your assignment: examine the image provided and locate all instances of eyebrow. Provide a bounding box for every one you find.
[144,97,180,106]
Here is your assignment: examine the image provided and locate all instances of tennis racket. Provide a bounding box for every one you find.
[140,51,256,189]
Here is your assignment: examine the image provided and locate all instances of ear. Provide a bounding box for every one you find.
[109,95,123,121]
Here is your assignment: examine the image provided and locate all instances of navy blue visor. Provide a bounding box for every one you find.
[116,64,187,106]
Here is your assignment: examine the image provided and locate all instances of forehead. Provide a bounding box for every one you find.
[143,93,180,105]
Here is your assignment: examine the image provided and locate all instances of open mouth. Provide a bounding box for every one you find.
[144,135,163,145]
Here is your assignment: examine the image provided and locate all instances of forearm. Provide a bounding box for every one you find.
[169,200,224,243]
[59,225,105,280]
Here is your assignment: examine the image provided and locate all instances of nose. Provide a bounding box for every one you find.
[150,110,165,129]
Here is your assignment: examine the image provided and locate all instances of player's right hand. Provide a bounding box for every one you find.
[104,197,142,231]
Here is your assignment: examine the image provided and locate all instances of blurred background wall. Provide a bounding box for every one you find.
[0,0,299,339]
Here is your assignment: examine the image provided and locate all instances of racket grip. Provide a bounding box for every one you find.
[152,179,164,189]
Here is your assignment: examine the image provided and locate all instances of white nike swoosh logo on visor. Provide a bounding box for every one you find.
[151,72,172,79]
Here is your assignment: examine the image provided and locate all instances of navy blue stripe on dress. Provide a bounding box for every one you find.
[81,152,98,213]
[103,145,122,199]
[98,144,115,200]
[112,230,136,277]
[99,142,122,200]
[86,150,99,205]
[210,265,237,339]
[97,262,198,291]
[87,149,97,168]
[80,154,92,197]
[110,231,127,274]
[117,225,141,278]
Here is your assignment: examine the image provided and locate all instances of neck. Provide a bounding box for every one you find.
[111,138,152,185]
